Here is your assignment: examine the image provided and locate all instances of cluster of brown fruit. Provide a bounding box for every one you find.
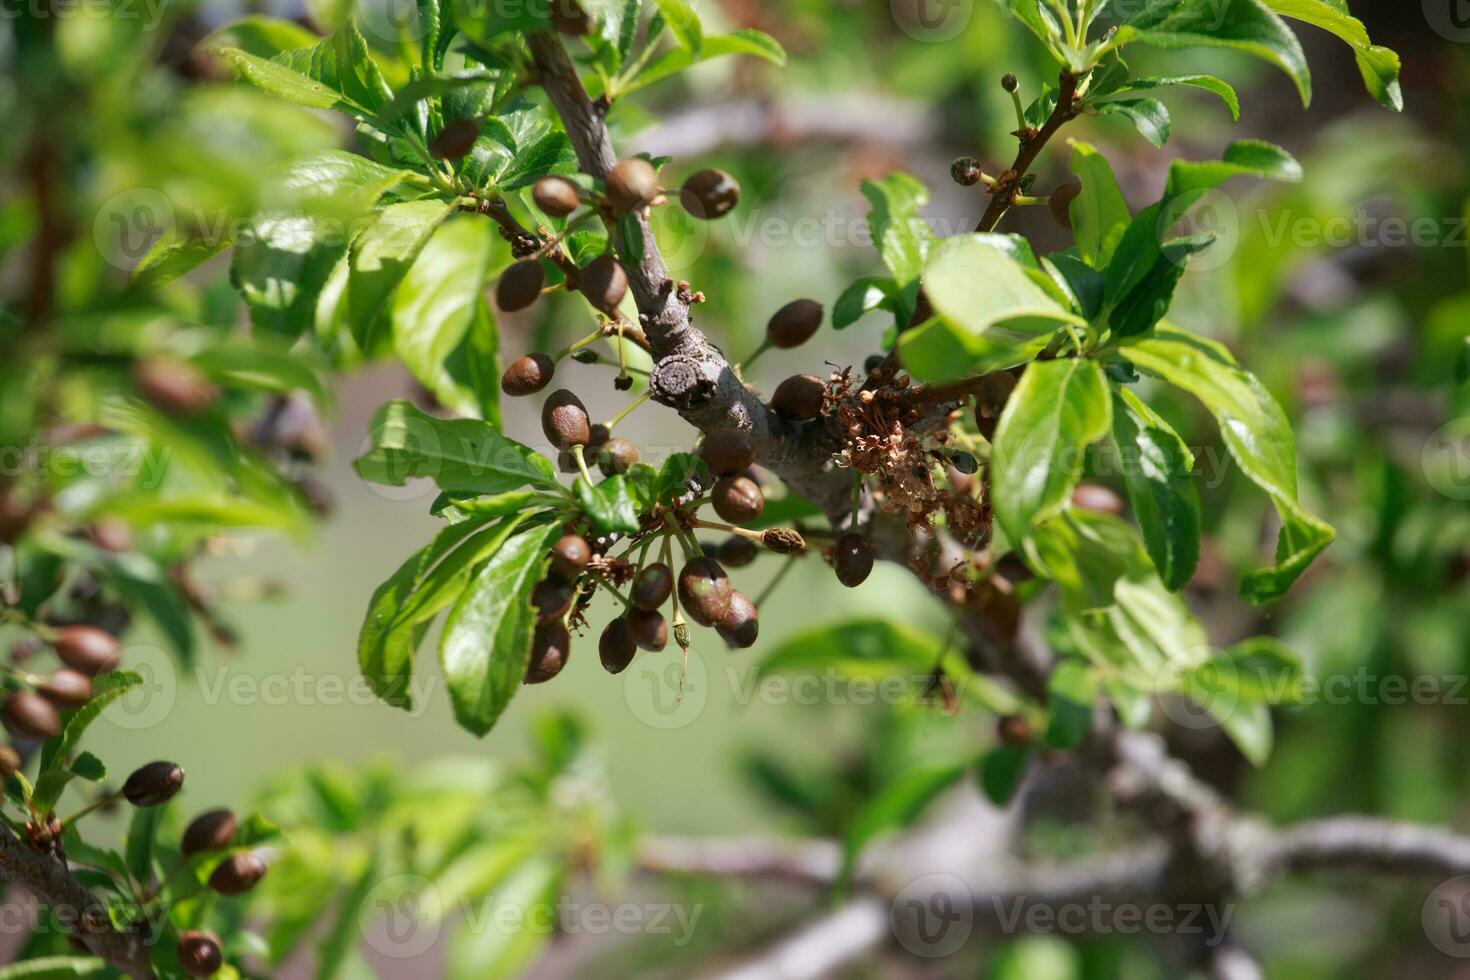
[0,624,121,746]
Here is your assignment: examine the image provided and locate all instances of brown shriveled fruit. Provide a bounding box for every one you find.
[997,714,1034,748]
[712,476,764,525]
[598,438,639,475]
[501,353,555,397]
[123,761,184,807]
[496,260,545,312]
[209,853,267,895]
[181,809,237,856]
[762,528,805,555]
[0,745,20,778]
[599,618,636,675]
[429,117,480,160]
[2,692,61,739]
[541,389,591,449]
[770,374,825,421]
[605,158,659,213]
[627,608,668,652]
[833,532,874,588]
[133,358,216,415]
[37,669,92,709]
[580,254,628,312]
[550,535,591,581]
[525,623,571,684]
[767,299,823,349]
[178,930,224,978]
[700,427,756,477]
[531,579,574,623]
[680,169,740,219]
[715,591,759,649]
[631,563,672,611]
[1072,483,1125,515]
[1048,180,1082,231]
[53,624,121,675]
[719,536,758,568]
[677,557,732,627]
[588,423,611,448]
[533,175,581,217]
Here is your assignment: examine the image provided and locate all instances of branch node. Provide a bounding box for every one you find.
[651,354,714,409]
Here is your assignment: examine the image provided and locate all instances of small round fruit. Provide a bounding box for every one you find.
[181,808,237,856]
[533,176,581,217]
[951,156,984,186]
[541,389,591,449]
[2,692,61,739]
[767,299,823,349]
[605,158,659,213]
[631,563,673,612]
[833,533,874,588]
[1049,180,1082,231]
[551,535,591,581]
[178,930,223,978]
[496,260,545,312]
[700,428,756,478]
[0,745,20,778]
[1072,483,1124,515]
[580,254,628,312]
[123,761,184,807]
[525,623,571,684]
[209,852,267,895]
[719,536,758,568]
[627,608,668,652]
[598,438,639,476]
[680,169,740,219]
[133,358,216,415]
[677,557,732,627]
[761,527,806,555]
[53,625,121,676]
[37,669,92,709]
[599,618,636,675]
[997,714,1034,748]
[771,374,825,421]
[551,0,594,36]
[712,476,764,525]
[588,424,611,449]
[531,579,573,623]
[430,117,479,160]
[715,591,759,649]
[501,353,555,397]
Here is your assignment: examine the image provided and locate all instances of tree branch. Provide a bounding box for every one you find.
[0,830,154,978]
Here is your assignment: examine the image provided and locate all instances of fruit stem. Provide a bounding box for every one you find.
[1009,81,1028,134]
[603,389,651,430]
[0,608,56,642]
[754,555,799,608]
[740,339,771,371]
[570,445,595,485]
[554,328,606,362]
[58,789,123,829]
[599,580,633,610]
[687,517,763,542]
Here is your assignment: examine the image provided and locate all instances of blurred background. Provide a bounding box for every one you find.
[3,0,1469,976]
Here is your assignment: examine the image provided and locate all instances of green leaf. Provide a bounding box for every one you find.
[832,277,897,329]
[355,400,559,494]
[348,199,456,351]
[899,236,1085,383]
[1119,326,1333,602]
[978,746,1030,805]
[1111,389,1201,590]
[622,28,785,92]
[38,672,144,778]
[1260,0,1402,109]
[1044,659,1096,749]
[1092,74,1240,122]
[453,0,551,42]
[203,16,319,59]
[652,0,702,52]
[1110,0,1312,106]
[1067,142,1131,267]
[130,231,231,293]
[274,21,394,118]
[860,172,933,287]
[1458,336,1470,387]
[391,217,503,421]
[991,358,1111,544]
[445,858,564,980]
[574,475,640,535]
[231,215,349,338]
[1094,97,1172,147]
[439,522,562,736]
[70,752,105,782]
[499,132,578,191]
[840,760,969,885]
[213,47,344,109]
[191,344,329,404]
[126,806,160,884]
[0,958,110,978]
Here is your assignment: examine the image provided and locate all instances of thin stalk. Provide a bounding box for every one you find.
[570,445,595,485]
[754,556,798,608]
[603,389,652,431]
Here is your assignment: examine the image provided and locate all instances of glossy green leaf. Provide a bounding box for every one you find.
[1120,326,1333,602]
[38,672,145,778]
[1261,0,1402,109]
[125,806,160,884]
[202,15,319,59]
[440,522,561,736]
[1111,389,1201,590]
[623,28,785,92]
[1067,142,1131,267]
[991,358,1111,544]
[833,277,898,329]
[130,230,231,293]
[347,199,455,351]
[860,172,933,286]
[574,475,640,535]
[1091,74,1240,121]
[356,400,559,495]
[652,0,702,52]
[1095,97,1171,148]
